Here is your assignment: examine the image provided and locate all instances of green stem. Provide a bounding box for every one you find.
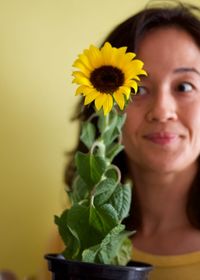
[90,140,106,158]
[106,164,121,185]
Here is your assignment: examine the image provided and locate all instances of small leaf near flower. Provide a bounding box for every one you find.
[80,122,96,149]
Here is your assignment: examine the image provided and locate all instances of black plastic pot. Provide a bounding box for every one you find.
[45,254,153,280]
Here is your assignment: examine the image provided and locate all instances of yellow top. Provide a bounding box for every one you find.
[132,246,200,280]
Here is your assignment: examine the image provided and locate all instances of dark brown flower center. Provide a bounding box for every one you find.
[90,65,124,93]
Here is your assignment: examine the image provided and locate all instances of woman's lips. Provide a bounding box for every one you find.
[143,132,179,145]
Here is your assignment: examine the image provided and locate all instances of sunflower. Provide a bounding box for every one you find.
[72,42,147,115]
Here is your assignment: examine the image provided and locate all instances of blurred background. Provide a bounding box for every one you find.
[0,0,199,278]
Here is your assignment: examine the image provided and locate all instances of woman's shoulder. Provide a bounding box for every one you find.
[132,246,200,280]
[132,245,200,267]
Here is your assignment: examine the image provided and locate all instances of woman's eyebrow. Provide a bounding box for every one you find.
[173,67,200,76]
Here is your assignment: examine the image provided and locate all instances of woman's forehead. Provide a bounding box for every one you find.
[137,27,200,71]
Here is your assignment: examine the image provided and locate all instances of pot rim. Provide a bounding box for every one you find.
[45,253,153,272]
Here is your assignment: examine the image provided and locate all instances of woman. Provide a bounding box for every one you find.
[64,2,200,279]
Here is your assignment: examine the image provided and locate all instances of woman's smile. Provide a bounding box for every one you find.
[143,131,180,145]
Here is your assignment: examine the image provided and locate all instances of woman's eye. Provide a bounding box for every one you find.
[176,82,193,92]
[136,86,147,96]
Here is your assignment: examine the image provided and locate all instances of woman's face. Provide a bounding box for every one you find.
[123,27,200,173]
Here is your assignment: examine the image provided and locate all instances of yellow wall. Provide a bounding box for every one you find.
[0,0,199,278]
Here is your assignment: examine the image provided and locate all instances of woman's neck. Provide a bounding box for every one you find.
[130,162,198,235]
[130,162,200,254]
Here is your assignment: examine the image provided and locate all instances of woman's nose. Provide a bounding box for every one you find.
[146,90,177,123]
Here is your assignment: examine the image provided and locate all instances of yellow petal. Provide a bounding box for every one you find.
[75,85,93,96]
[72,71,88,80]
[116,46,127,56]
[84,90,100,105]
[140,69,148,76]
[72,60,90,76]
[119,86,131,99]
[103,94,113,115]
[75,53,92,70]
[113,91,125,110]
[94,93,107,111]
[125,80,138,93]
[125,52,136,61]
[75,85,85,95]
[123,60,145,79]
[112,46,129,67]
[86,45,102,68]
[101,42,113,64]
[116,52,136,69]
[72,76,91,86]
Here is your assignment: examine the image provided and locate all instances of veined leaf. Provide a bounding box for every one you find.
[94,178,117,206]
[111,236,133,265]
[106,143,124,161]
[82,224,124,264]
[97,109,125,146]
[108,183,132,221]
[80,122,96,149]
[70,176,89,204]
[89,204,119,235]
[82,225,133,265]
[75,151,106,187]
[104,168,118,182]
[55,210,80,259]
[102,113,126,146]
[82,244,100,263]
[67,204,94,249]
[97,224,125,264]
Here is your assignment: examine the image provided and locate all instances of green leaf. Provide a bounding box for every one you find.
[67,204,105,250]
[93,178,117,206]
[115,113,126,134]
[108,183,132,221]
[89,204,119,236]
[97,224,125,264]
[82,225,133,265]
[67,204,91,248]
[82,244,100,263]
[111,236,133,266]
[89,154,106,183]
[104,168,118,182]
[75,151,107,187]
[70,176,89,203]
[102,112,126,146]
[97,110,107,134]
[102,114,118,145]
[82,224,125,264]
[54,210,80,259]
[106,143,124,161]
[80,122,96,149]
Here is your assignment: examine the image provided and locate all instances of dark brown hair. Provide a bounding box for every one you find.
[65,1,200,230]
